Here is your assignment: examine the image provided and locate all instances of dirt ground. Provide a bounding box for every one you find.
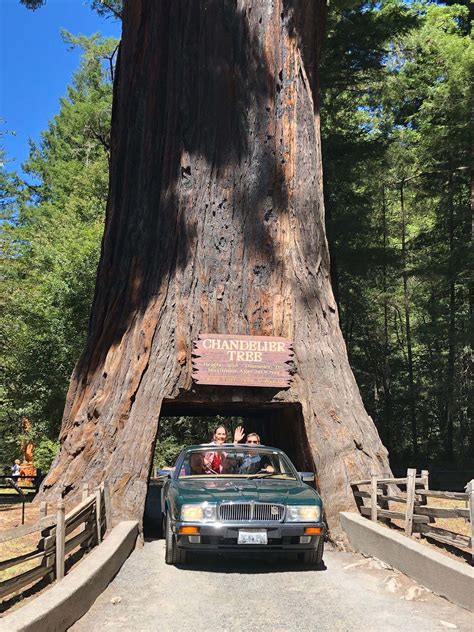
[1,503,43,585]
[72,540,474,632]
[1,499,85,613]
[383,497,471,562]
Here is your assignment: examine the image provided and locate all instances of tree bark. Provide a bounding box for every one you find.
[39,0,390,542]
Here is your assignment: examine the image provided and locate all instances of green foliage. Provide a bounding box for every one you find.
[89,1,123,20]
[33,438,59,471]
[0,413,22,471]
[321,1,472,464]
[6,0,472,474]
[0,34,118,459]
[20,0,123,19]
[20,0,45,9]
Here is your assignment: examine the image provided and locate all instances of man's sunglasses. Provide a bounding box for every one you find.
[247,439,259,444]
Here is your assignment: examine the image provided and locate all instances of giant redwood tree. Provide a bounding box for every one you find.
[37,0,390,540]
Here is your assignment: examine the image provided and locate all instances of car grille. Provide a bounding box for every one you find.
[218,502,285,522]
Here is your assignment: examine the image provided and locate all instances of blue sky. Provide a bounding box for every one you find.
[0,0,121,176]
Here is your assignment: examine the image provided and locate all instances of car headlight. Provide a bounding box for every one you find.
[285,505,321,522]
[180,503,217,522]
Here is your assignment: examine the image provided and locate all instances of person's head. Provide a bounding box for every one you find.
[14,459,21,465]
[246,433,260,445]
[212,425,228,444]
[222,454,237,474]
[189,453,205,474]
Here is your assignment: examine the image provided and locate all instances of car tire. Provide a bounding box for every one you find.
[301,536,324,568]
[165,515,187,566]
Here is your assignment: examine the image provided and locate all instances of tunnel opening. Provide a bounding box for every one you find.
[143,400,316,538]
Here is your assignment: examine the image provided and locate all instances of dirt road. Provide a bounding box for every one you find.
[72,541,472,632]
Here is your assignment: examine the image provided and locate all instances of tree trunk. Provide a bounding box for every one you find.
[39,0,390,542]
[381,185,392,453]
[443,172,456,459]
[400,181,418,456]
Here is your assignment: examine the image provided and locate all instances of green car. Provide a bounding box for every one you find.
[161,444,325,566]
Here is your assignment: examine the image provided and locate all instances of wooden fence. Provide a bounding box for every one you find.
[0,481,112,603]
[0,474,44,497]
[351,470,473,563]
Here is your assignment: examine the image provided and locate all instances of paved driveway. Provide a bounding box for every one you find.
[72,540,472,632]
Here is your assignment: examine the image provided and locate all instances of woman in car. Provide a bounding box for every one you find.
[204,425,229,473]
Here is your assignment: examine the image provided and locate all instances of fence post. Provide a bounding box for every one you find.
[420,469,429,506]
[405,468,416,536]
[82,482,90,501]
[95,486,102,544]
[56,501,65,580]
[466,480,473,566]
[379,472,391,525]
[351,484,365,514]
[103,480,112,531]
[371,473,378,522]
[40,501,48,519]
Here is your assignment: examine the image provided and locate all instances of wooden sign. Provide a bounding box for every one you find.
[192,334,293,388]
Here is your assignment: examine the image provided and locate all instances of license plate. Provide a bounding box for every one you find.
[238,529,268,545]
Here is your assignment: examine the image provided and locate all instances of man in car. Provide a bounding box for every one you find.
[236,432,275,474]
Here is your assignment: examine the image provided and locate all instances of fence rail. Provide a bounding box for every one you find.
[351,470,473,563]
[0,474,44,494]
[0,481,111,603]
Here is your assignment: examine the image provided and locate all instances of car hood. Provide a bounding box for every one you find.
[174,478,321,506]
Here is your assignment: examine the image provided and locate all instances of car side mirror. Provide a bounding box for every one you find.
[299,472,315,483]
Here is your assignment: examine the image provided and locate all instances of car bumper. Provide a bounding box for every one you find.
[172,521,325,553]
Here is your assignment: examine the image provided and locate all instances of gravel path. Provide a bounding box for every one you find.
[72,541,472,632]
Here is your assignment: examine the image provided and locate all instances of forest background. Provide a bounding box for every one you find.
[1,0,472,473]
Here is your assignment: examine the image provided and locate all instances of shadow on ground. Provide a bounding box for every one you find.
[143,538,328,574]
[179,555,327,574]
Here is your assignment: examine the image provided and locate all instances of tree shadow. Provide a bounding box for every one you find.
[69,0,325,405]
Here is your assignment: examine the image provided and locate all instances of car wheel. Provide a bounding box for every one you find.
[301,536,324,568]
[165,515,187,566]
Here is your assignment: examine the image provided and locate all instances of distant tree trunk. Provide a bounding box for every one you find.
[381,185,392,452]
[400,181,418,456]
[39,0,390,541]
[443,173,456,459]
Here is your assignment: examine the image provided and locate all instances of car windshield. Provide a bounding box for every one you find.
[178,447,297,480]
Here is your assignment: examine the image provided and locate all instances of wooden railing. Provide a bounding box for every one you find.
[351,470,473,563]
[0,481,111,603]
[1,479,27,525]
[0,473,44,496]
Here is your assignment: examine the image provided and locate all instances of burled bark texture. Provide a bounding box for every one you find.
[40,0,390,540]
